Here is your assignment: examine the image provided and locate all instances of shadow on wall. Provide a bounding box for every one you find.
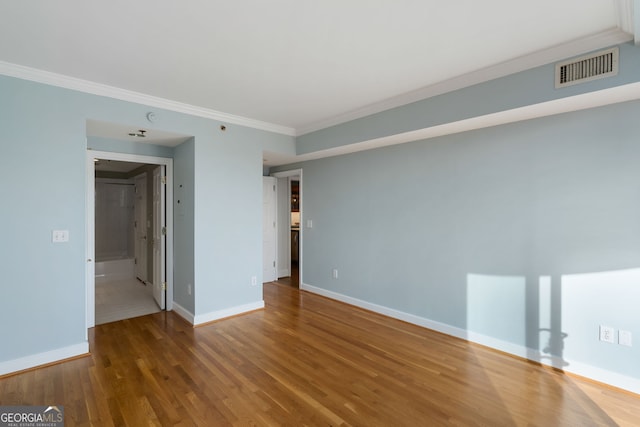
[466,266,640,370]
[467,273,568,368]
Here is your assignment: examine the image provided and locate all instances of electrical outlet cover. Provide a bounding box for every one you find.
[599,325,615,343]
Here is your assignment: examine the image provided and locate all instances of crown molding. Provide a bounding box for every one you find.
[0,61,296,136]
[0,27,634,139]
[296,28,634,136]
[615,0,640,45]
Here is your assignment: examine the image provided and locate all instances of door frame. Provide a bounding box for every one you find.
[152,165,166,310]
[86,150,174,330]
[263,176,278,282]
[133,172,148,283]
[271,169,303,285]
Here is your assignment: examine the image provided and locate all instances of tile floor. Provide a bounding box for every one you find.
[95,277,161,325]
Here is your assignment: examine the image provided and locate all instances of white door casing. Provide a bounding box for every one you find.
[86,150,174,330]
[272,169,303,286]
[263,177,277,282]
[134,173,148,283]
[152,166,166,309]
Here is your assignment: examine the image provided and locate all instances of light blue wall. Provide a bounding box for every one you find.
[0,77,87,362]
[194,126,264,313]
[174,138,195,313]
[0,74,289,367]
[274,99,640,383]
[87,136,175,158]
[297,43,640,155]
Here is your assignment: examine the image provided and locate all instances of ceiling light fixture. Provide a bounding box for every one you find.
[128,129,147,137]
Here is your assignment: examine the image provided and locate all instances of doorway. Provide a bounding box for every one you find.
[86,150,173,329]
[272,169,302,288]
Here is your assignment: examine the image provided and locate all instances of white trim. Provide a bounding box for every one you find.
[278,268,291,278]
[634,0,640,46]
[0,342,88,376]
[171,302,195,325]
[0,61,295,137]
[193,301,265,326]
[615,0,635,35]
[272,169,303,286]
[297,28,633,135]
[0,29,631,139]
[300,283,640,395]
[86,150,174,330]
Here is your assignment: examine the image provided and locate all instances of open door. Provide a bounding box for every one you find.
[263,177,277,282]
[134,173,148,283]
[152,166,166,309]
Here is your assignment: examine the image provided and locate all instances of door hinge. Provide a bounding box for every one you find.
[273,184,276,191]
[162,226,167,235]
[273,261,276,267]
[134,258,137,265]
[161,176,167,185]
[162,282,167,291]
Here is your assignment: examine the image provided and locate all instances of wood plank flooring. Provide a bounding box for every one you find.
[1,282,639,426]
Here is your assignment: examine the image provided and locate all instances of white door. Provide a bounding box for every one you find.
[134,173,148,283]
[263,177,277,282]
[152,166,166,309]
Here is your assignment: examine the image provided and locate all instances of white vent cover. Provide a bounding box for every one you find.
[555,47,618,88]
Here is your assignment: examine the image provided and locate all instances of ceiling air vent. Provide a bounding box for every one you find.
[555,47,618,88]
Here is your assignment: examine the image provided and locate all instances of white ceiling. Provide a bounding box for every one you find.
[0,1,635,137]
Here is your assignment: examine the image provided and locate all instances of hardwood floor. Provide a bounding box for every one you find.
[274,262,299,288]
[1,282,639,426]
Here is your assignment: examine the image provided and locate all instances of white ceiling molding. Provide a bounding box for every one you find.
[0,29,633,140]
[615,0,640,45]
[0,61,296,137]
[635,0,640,45]
[269,82,640,167]
[296,28,633,136]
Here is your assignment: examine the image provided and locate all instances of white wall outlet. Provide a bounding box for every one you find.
[52,230,69,243]
[332,269,338,279]
[251,276,257,286]
[619,330,633,347]
[599,325,615,343]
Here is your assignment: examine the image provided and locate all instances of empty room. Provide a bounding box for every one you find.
[1,1,640,425]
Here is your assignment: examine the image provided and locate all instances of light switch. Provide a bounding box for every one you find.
[619,330,633,347]
[306,219,313,229]
[52,230,69,243]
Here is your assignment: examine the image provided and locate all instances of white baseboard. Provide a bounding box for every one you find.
[172,301,265,326]
[0,342,89,376]
[171,302,195,325]
[194,301,264,326]
[300,282,640,395]
[278,268,290,278]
